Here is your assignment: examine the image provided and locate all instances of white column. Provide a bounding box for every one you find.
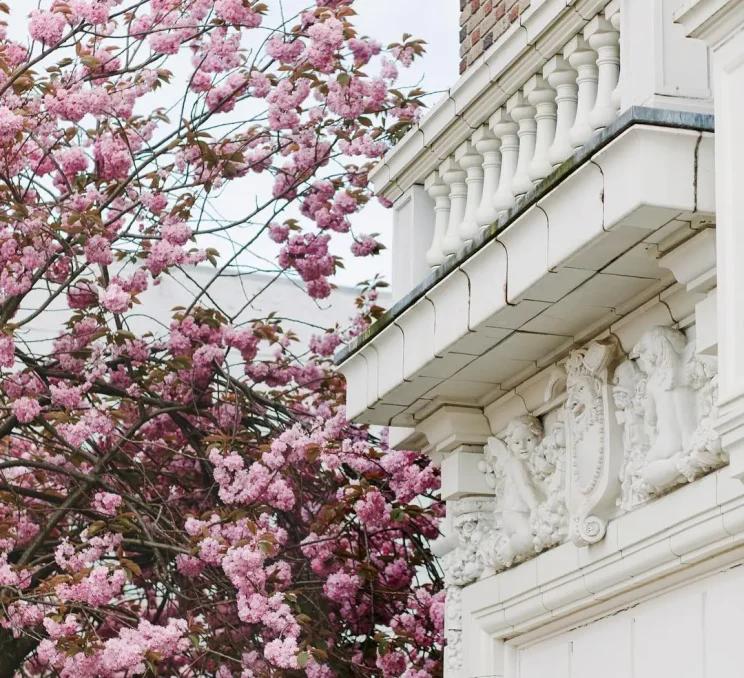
[606,1,622,111]
[455,141,484,243]
[507,92,537,196]
[526,74,557,182]
[677,0,744,477]
[424,170,451,268]
[441,157,468,255]
[565,36,599,148]
[490,108,519,213]
[586,15,620,130]
[544,55,578,165]
[473,126,502,228]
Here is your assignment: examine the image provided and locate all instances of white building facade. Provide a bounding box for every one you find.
[337,1,744,675]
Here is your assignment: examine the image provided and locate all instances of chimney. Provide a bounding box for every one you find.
[459,0,531,74]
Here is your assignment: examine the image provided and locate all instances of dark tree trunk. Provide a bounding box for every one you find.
[0,630,36,678]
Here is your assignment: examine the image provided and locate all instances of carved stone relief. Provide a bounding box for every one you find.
[441,497,494,675]
[441,324,725,629]
[478,415,567,571]
[564,336,625,545]
[618,326,725,506]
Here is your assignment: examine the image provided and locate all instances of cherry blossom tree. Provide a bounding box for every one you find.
[0,1,443,676]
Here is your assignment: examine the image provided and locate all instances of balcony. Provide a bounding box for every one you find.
[337,0,716,429]
[373,0,712,301]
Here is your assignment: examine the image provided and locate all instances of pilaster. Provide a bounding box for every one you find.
[621,0,713,113]
[677,0,744,479]
[391,185,435,300]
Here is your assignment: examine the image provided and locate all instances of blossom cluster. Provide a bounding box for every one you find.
[0,1,440,676]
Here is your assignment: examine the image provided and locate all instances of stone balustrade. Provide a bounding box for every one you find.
[381,0,711,300]
[423,3,621,270]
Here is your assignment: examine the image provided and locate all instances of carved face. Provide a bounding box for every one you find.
[505,423,540,460]
[632,337,655,375]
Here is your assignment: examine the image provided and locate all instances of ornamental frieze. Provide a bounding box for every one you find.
[442,326,725,591]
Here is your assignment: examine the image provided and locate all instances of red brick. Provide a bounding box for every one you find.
[471,28,481,46]
[484,1,493,13]
[494,2,505,21]
[471,0,480,10]
[460,58,468,74]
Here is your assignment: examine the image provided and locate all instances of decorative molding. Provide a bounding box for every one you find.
[440,497,495,675]
[461,463,744,644]
[564,336,625,545]
[675,0,744,48]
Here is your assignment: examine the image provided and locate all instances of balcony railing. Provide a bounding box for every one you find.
[374,0,712,300]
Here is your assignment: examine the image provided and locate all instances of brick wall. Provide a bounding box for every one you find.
[459,0,531,74]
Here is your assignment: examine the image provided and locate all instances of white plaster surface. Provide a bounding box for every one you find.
[516,564,744,678]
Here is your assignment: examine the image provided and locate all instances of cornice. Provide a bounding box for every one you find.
[676,0,744,48]
[335,107,715,368]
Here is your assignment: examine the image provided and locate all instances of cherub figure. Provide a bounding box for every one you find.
[486,416,544,567]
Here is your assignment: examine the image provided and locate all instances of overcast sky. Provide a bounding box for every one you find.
[345,1,459,285]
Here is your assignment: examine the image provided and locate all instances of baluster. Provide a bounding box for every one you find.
[424,170,451,267]
[544,55,578,166]
[455,141,484,243]
[508,92,537,197]
[586,15,620,130]
[526,75,557,183]
[565,36,598,148]
[473,125,501,227]
[490,108,519,213]
[606,2,621,112]
[440,157,467,255]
